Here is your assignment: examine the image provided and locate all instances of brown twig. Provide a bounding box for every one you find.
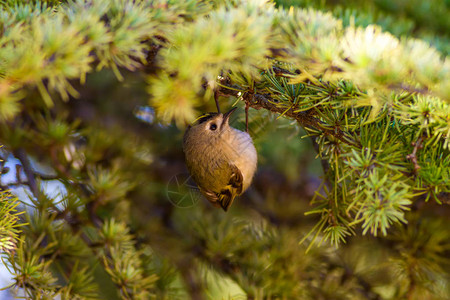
[12,148,40,198]
[270,66,297,77]
[243,82,255,133]
[245,99,249,132]
[214,88,221,114]
[406,136,424,174]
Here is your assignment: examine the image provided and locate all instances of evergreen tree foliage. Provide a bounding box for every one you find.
[0,189,21,254]
[0,0,449,299]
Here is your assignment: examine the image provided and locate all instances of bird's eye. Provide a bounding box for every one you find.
[210,123,217,131]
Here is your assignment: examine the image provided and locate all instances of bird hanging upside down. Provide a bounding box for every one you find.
[183,107,257,211]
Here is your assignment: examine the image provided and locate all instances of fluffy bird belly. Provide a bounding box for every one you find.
[221,129,257,191]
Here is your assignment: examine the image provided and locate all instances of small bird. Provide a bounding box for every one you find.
[183,107,257,211]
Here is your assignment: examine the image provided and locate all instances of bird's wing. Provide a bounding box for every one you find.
[200,164,243,212]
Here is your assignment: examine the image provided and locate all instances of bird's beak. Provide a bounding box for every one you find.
[222,107,237,126]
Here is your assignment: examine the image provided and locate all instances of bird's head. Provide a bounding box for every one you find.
[184,107,237,142]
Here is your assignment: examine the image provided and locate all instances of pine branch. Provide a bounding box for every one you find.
[12,148,39,198]
[218,82,360,148]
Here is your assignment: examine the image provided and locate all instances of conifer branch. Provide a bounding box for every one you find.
[12,148,39,198]
[218,82,360,148]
